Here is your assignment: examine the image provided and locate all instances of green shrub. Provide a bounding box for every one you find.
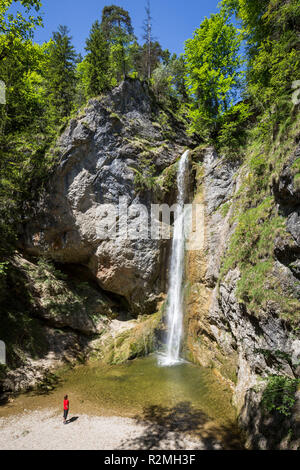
[130,153,158,192]
[262,375,299,417]
[217,102,252,158]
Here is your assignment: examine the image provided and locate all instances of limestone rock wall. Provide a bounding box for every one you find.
[1,79,191,396]
[21,79,190,315]
[185,146,300,449]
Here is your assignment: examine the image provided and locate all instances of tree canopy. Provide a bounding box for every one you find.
[185,10,244,139]
[0,0,42,60]
[0,0,299,262]
[46,25,77,119]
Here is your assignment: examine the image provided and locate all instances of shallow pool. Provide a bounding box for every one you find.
[0,355,244,448]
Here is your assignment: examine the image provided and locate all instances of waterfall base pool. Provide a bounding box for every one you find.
[0,355,244,449]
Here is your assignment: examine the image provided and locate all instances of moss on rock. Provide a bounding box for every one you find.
[100,309,163,365]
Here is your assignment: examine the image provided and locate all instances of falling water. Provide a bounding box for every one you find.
[160,150,189,366]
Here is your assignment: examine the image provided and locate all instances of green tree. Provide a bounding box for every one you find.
[151,63,174,104]
[169,54,189,102]
[85,20,111,97]
[143,41,166,79]
[129,41,173,83]
[101,5,135,80]
[0,2,46,259]
[46,25,77,119]
[185,10,244,140]
[0,38,48,134]
[0,0,42,61]
[222,0,300,140]
[130,40,166,80]
[0,39,52,263]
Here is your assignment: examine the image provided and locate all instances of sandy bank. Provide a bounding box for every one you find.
[0,409,223,450]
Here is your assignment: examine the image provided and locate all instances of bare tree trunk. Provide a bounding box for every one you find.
[143,0,152,80]
[147,18,151,79]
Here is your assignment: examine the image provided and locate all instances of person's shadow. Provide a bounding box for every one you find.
[66,417,79,424]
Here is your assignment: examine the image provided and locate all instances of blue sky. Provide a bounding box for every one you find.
[29,0,219,56]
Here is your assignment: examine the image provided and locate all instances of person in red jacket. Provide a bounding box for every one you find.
[63,395,69,424]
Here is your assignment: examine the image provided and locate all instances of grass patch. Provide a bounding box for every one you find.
[220,201,231,218]
[157,161,179,193]
[219,115,300,321]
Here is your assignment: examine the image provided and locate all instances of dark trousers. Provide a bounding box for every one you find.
[63,409,69,420]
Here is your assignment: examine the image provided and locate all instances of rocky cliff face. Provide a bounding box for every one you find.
[1,79,190,395]
[21,78,190,315]
[185,144,300,449]
[2,78,299,449]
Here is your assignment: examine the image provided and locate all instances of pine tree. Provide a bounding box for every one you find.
[85,20,110,97]
[46,25,77,119]
[101,5,135,80]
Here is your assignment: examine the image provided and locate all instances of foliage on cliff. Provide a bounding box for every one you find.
[184,0,299,155]
[0,254,117,374]
[220,115,300,322]
[185,9,246,145]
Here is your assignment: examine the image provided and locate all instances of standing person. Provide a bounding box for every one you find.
[63,395,69,424]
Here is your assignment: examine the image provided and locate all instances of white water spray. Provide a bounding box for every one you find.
[160,150,189,366]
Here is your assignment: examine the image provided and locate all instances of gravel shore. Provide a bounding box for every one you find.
[0,409,222,450]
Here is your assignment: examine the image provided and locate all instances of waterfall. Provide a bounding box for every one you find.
[160,150,189,366]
